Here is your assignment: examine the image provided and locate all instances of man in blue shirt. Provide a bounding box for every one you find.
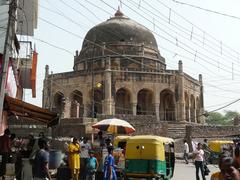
[86,150,99,180]
[32,139,52,180]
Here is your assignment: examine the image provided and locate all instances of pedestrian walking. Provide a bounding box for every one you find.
[103,146,117,180]
[193,143,206,180]
[68,137,81,180]
[0,128,11,177]
[32,138,52,180]
[183,139,189,164]
[86,150,99,180]
[80,137,91,180]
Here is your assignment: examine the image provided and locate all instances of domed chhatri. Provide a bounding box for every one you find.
[82,9,158,50]
[75,9,164,71]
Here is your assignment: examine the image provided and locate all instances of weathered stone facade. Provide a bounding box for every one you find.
[42,10,204,133]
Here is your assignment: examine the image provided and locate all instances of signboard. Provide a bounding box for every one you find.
[0,55,17,98]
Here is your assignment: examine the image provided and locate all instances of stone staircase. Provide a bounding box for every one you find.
[167,122,187,139]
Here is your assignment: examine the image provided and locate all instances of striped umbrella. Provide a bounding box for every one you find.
[92,118,135,134]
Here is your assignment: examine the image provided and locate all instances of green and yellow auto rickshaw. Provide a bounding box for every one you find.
[113,135,130,149]
[207,140,234,164]
[125,135,175,180]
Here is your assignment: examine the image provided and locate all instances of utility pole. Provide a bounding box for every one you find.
[0,0,17,124]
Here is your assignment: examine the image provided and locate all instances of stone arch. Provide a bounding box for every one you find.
[184,92,190,122]
[115,88,131,114]
[137,88,154,115]
[89,88,103,117]
[70,90,83,118]
[160,89,175,121]
[196,97,200,123]
[190,94,196,122]
[53,91,65,116]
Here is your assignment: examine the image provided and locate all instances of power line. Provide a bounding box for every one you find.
[121,0,240,76]
[37,3,240,95]
[33,37,74,55]
[136,0,240,66]
[172,0,240,21]
[36,1,240,109]
[208,98,240,112]
[156,0,240,60]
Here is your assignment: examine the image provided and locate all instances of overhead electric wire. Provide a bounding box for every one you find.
[42,1,237,81]
[121,0,240,76]
[156,0,240,61]
[35,1,240,112]
[38,4,240,94]
[172,0,240,21]
[100,0,238,77]
[208,99,240,112]
[33,37,74,55]
[134,0,240,66]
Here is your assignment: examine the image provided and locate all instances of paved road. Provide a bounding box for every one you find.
[172,162,219,180]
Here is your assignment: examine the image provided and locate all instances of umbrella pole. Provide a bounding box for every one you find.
[91,130,95,143]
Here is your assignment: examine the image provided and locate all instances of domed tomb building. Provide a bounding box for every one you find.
[43,10,204,126]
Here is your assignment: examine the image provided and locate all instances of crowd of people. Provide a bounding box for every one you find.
[183,138,240,180]
[0,128,118,180]
[66,135,118,180]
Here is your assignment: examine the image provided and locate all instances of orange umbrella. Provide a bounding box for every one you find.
[92,118,135,134]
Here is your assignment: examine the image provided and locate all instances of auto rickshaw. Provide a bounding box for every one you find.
[113,135,130,148]
[125,135,175,180]
[207,140,234,164]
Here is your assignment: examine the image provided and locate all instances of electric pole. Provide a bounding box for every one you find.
[0,0,17,125]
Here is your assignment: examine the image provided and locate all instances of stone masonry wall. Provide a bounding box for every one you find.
[186,125,240,138]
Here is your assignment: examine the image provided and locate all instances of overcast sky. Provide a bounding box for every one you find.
[22,0,240,113]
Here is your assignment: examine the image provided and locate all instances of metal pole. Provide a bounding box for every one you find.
[91,44,96,121]
[50,71,53,111]
[0,0,17,126]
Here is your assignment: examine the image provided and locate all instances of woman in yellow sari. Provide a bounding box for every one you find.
[68,137,81,180]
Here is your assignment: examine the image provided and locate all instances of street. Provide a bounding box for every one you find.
[172,162,219,180]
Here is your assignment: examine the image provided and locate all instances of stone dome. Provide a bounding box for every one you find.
[81,9,159,50]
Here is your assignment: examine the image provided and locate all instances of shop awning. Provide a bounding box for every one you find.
[4,96,59,127]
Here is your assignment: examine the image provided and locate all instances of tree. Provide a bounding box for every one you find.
[205,110,240,125]
[224,110,240,122]
[205,112,226,125]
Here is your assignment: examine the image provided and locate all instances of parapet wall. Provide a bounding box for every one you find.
[186,125,240,138]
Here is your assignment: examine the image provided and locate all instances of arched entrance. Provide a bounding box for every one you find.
[70,90,83,118]
[137,89,154,115]
[53,92,65,117]
[160,89,175,121]
[185,92,190,122]
[190,95,196,122]
[115,88,131,114]
[90,88,103,118]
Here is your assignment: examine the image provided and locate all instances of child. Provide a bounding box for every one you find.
[86,150,99,180]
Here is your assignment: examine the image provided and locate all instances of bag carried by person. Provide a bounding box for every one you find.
[204,163,210,176]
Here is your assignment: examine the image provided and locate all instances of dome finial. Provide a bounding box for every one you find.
[115,6,124,17]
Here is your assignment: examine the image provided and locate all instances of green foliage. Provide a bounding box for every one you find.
[205,110,240,125]
[205,112,226,125]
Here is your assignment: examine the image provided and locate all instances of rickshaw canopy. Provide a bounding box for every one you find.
[208,140,234,153]
[113,135,130,147]
[125,135,174,161]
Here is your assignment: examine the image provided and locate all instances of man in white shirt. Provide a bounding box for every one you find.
[80,137,91,180]
[183,140,189,164]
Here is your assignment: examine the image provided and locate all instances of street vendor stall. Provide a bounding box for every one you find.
[92,118,135,179]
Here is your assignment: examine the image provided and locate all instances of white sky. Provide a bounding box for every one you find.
[22,0,240,113]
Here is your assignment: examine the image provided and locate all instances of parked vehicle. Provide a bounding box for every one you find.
[207,140,234,164]
[125,135,175,180]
